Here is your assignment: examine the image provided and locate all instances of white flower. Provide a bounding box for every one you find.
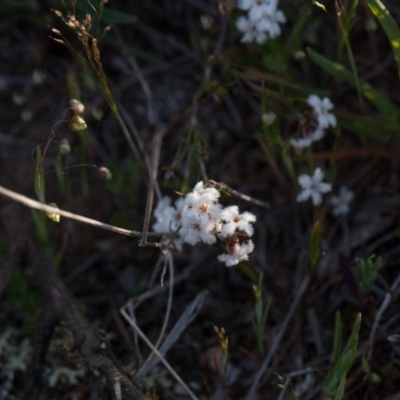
[236,16,268,44]
[290,136,313,149]
[153,197,185,250]
[219,206,256,238]
[289,127,326,149]
[258,8,286,39]
[153,181,257,267]
[310,127,325,142]
[181,211,218,245]
[331,186,354,216]
[180,181,222,245]
[296,168,332,206]
[307,95,337,129]
[238,0,277,15]
[218,240,255,267]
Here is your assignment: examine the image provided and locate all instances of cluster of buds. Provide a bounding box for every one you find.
[153,182,256,267]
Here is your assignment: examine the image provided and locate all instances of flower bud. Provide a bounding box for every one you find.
[98,166,112,180]
[33,69,46,85]
[12,93,26,106]
[59,138,71,155]
[68,115,87,131]
[46,202,60,222]
[70,99,85,114]
[200,14,214,30]
[21,110,33,122]
[262,111,276,126]
[91,106,104,121]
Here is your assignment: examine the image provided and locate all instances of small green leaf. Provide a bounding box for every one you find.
[332,312,342,364]
[307,47,398,115]
[366,0,400,81]
[34,147,45,203]
[308,209,324,269]
[333,374,346,400]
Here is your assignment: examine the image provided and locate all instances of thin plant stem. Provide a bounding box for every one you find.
[0,184,157,239]
[140,128,164,246]
[245,276,309,399]
[208,179,270,209]
[120,306,199,400]
[135,252,174,377]
[367,272,400,360]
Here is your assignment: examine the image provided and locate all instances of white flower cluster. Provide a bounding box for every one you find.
[236,0,286,44]
[290,94,337,149]
[153,182,256,267]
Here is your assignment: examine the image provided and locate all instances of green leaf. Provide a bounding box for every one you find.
[332,312,342,364]
[308,209,324,269]
[366,0,400,81]
[307,47,398,115]
[324,313,361,395]
[34,147,45,203]
[333,374,346,400]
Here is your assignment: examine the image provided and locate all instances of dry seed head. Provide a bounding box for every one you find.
[91,39,101,60]
[52,9,62,17]
[68,115,87,131]
[52,38,65,45]
[52,28,62,35]
[83,14,92,31]
[101,0,109,5]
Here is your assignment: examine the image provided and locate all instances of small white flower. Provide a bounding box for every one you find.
[236,16,268,44]
[219,206,256,238]
[218,240,255,267]
[238,0,276,15]
[153,197,185,250]
[296,168,332,206]
[310,127,325,142]
[330,186,354,216]
[307,94,337,129]
[181,209,218,245]
[258,8,286,39]
[290,136,313,149]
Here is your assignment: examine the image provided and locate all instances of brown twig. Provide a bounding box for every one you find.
[208,179,270,209]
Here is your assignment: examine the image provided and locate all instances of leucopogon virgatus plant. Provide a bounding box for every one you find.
[153,181,256,267]
[236,0,286,44]
[290,94,337,150]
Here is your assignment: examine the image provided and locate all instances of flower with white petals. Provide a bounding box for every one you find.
[297,168,332,206]
[218,240,255,267]
[153,197,185,250]
[331,186,354,216]
[180,209,218,245]
[153,181,256,266]
[258,7,286,38]
[307,95,337,129]
[219,206,256,238]
[236,16,268,44]
[290,136,313,149]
